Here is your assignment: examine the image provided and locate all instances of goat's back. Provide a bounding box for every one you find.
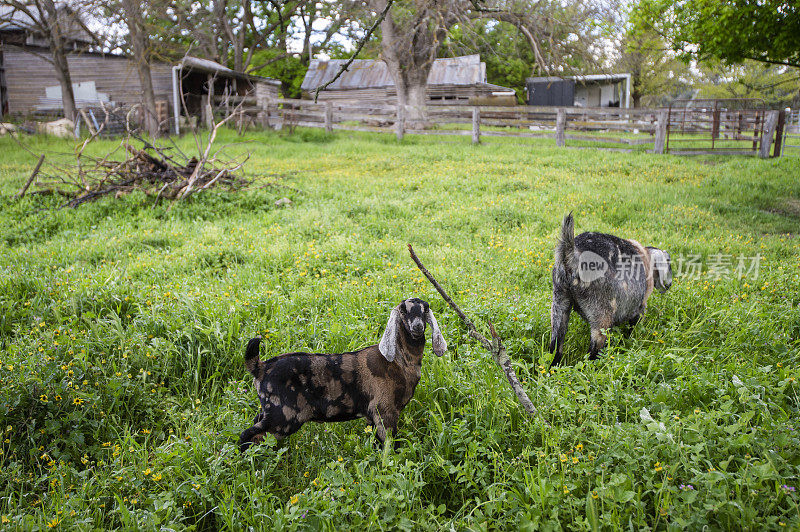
[564,231,652,324]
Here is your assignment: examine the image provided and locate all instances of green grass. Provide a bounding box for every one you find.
[1,127,799,530]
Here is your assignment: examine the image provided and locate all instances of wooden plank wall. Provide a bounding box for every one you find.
[2,46,173,116]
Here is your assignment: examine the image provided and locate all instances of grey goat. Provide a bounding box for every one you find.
[239,298,447,452]
[549,213,672,367]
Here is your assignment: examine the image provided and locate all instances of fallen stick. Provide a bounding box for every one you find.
[407,244,548,424]
[15,154,46,199]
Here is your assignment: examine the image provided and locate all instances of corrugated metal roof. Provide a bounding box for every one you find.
[527,73,631,84]
[301,55,488,91]
[0,4,93,44]
[569,73,630,83]
[0,5,32,30]
[179,56,281,86]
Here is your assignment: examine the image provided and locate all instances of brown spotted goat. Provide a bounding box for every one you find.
[239,298,447,451]
[549,213,672,367]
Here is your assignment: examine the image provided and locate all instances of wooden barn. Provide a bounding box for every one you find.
[301,55,515,106]
[0,5,280,131]
[0,4,175,118]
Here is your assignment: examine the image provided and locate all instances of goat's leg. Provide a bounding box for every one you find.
[239,416,272,452]
[623,315,640,338]
[273,421,303,440]
[588,318,611,360]
[367,406,398,448]
[239,406,304,452]
[548,292,572,368]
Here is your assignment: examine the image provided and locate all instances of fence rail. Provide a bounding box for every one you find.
[224,97,785,157]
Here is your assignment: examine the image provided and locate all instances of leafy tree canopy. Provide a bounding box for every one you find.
[637,0,800,68]
[695,60,800,108]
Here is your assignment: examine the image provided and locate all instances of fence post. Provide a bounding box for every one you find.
[653,110,668,154]
[324,102,333,134]
[759,110,779,158]
[773,110,786,157]
[395,105,405,141]
[260,98,272,132]
[555,108,566,147]
[472,107,480,144]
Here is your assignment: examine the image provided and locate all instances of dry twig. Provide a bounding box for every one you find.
[14,154,45,199]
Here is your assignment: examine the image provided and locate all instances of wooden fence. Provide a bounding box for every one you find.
[229,97,783,157]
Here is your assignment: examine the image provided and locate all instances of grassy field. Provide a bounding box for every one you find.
[1,128,799,530]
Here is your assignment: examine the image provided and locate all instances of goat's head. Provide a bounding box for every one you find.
[379,298,447,362]
[647,247,673,293]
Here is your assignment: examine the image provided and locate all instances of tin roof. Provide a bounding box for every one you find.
[179,56,281,86]
[301,55,489,91]
[527,73,631,84]
[0,4,93,44]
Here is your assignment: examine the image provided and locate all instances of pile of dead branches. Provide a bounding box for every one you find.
[21,134,248,208]
[16,107,253,209]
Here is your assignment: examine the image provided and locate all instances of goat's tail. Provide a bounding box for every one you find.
[556,212,578,274]
[244,337,262,377]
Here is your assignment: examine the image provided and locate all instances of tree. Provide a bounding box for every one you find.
[614,22,691,107]
[695,61,800,108]
[373,0,453,126]
[447,20,536,103]
[638,0,800,68]
[0,0,94,122]
[364,0,609,125]
[120,0,160,138]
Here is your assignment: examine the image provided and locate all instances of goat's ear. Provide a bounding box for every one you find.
[425,308,448,357]
[378,307,400,362]
[649,248,673,292]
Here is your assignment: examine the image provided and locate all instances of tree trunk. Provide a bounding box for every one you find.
[379,5,436,128]
[122,0,159,138]
[40,0,76,122]
[405,78,428,125]
[50,41,77,122]
[383,59,431,126]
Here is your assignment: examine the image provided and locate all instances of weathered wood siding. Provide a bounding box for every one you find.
[2,46,173,115]
[255,81,279,104]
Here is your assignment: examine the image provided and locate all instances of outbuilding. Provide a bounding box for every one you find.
[302,55,516,106]
[526,74,632,108]
[1,6,279,133]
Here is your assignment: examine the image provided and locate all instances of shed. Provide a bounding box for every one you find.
[172,56,280,134]
[1,6,280,130]
[526,73,632,108]
[1,5,173,119]
[301,55,515,106]
[0,46,174,118]
[0,38,280,133]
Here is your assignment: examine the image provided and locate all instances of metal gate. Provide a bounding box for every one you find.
[782,109,800,157]
[666,98,766,155]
